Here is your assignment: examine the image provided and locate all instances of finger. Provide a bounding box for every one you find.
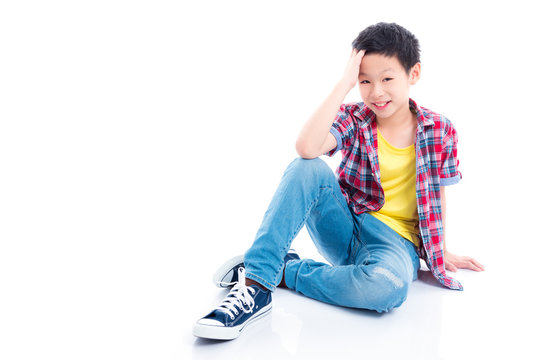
[470,264,483,272]
[459,256,485,271]
[460,259,484,272]
[446,263,457,272]
[470,258,486,271]
[354,49,366,66]
[350,48,358,58]
[355,49,366,60]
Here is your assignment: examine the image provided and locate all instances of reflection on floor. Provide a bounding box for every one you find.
[188,265,533,360]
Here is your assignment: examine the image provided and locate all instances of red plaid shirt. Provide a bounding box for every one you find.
[326,98,463,290]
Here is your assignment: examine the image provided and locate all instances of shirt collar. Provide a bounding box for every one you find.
[410,98,435,132]
[353,98,434,131]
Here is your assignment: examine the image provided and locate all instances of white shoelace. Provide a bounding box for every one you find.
[216,267,256,320]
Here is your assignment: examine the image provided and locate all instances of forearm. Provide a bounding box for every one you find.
[295,81,350,156]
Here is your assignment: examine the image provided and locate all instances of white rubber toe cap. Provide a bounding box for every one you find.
[196,318,224,326]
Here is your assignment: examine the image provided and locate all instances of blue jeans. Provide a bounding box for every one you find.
[244,157,420,313]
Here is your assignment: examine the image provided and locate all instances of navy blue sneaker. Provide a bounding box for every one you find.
[193,267,272,340]
[213,249,300,288]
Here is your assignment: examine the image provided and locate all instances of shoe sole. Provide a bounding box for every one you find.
[192,303,272,340]
[212,255,244,288]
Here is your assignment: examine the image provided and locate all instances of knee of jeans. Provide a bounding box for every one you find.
[351,266,410,313]
[287,157,332,179]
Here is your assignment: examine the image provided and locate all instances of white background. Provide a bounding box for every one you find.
[1,1,538,359]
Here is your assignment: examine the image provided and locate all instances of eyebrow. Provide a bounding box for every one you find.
[359,67,395,76]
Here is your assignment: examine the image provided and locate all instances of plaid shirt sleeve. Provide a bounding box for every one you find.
[440,121,462,186]
[325,104,357,157]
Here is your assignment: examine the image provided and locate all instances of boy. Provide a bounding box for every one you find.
[192,22,484,340]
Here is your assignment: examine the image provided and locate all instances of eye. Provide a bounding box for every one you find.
[382,78,393,82]
[359,80,370,84]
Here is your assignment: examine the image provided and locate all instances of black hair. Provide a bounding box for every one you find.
[351,22,420,73]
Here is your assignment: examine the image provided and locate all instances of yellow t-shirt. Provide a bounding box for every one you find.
[368,130,420,247]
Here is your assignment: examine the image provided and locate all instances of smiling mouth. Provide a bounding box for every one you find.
[372,101,391,109]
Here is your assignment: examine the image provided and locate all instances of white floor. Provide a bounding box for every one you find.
[1,222,535,360]
[185,235,536,360]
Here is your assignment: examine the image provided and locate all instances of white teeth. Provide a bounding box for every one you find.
[374,102,389,106]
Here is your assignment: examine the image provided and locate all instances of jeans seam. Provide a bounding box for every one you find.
[327,186,357,262]
[273,189,321,287]
[327,186,354,225]
[358,213,372,264]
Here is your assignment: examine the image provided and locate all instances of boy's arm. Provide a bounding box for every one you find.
[441,186,485,272]
[296,49,365,159]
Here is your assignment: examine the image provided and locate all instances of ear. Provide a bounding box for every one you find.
[409,62,421,85]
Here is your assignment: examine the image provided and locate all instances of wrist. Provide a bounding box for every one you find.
[334,80,354,97]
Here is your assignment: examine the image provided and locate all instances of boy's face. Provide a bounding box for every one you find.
[358,53,420,121]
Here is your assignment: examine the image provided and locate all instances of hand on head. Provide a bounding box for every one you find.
[340,48,366,92]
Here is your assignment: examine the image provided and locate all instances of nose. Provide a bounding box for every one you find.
[372,82,384,98]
